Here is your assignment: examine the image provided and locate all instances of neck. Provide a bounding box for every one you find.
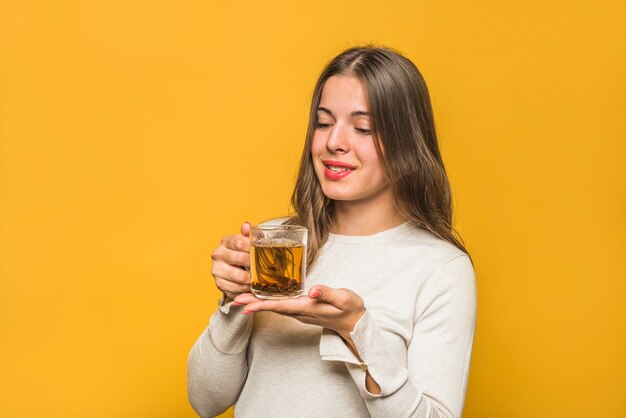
[331,193,405,236]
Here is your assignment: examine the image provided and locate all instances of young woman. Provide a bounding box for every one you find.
[188,46,477,418]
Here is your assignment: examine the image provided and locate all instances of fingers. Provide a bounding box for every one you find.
[215,278,250,296]
[211,245,250,268]
[233,294,309,313]
[212,261,250,285]
[308,285,351,308]
[233,293,338,318]
[233,293,259,304]
[210,222,253,296]
[241,221,251,237]
[308,285,365,331]
[233,286,366,337]
[212,263,250,297]
[220,234,250,253]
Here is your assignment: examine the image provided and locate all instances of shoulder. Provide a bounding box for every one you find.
[392,223,470,266]
[393,224,475,292]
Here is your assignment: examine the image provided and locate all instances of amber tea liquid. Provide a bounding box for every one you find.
[250,238,305,299]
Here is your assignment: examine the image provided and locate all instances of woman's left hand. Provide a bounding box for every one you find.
[234,285,382,394]
[232,285,366,340]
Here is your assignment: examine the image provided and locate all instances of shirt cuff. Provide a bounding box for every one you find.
[217,292,234,314]
[319,310,408,398]
[208,296,253,354]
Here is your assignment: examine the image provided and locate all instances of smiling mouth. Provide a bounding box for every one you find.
[322,160,356,170]
[322,160,356,180]
[326,165,352,173]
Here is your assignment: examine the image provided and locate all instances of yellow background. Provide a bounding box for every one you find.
[1,1,624,417]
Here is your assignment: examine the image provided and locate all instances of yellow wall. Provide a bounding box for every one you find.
[1,1,624,417]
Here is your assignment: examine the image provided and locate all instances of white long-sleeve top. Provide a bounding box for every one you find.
[188,222,477,417]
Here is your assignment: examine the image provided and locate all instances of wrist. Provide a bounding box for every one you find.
[338,306,366,343]
[218,292,236,308]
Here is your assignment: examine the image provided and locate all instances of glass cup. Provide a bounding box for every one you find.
[249,225,307,299]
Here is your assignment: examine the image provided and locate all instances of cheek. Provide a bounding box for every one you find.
[311,133,325,157]
[356,143,385,176]
[310,135,326,179]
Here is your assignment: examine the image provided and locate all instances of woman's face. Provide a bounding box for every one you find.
[311,75,391,207]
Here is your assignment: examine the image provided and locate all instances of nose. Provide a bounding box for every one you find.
[325,122,350,153]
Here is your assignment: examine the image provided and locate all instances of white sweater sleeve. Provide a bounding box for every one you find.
[320,255,477,418]
[187,301,254,418]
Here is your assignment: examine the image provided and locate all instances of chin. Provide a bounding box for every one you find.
[320,184,357,201]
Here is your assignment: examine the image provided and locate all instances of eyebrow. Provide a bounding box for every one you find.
[317,106,369,118]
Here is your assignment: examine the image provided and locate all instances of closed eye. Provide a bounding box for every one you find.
[316,122,332,129]
[355,128,371,136]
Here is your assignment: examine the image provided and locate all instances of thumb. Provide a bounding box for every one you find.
[308,285,338,305]
[241,221,251,237]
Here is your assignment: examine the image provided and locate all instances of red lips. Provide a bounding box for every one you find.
[322,159,356,180]
[322,160,357,169]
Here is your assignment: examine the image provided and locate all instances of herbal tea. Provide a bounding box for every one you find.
[250,238,305,299]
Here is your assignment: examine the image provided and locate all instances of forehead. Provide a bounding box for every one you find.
[319,75,369,112]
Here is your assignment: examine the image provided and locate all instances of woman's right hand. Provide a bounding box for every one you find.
[211,221,251,301]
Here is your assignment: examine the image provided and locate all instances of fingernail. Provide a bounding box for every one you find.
[232,302,242,306]
[310,290,320,298]
[242,310,251,314]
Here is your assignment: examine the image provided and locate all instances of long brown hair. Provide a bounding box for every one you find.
[286,45,468,268]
